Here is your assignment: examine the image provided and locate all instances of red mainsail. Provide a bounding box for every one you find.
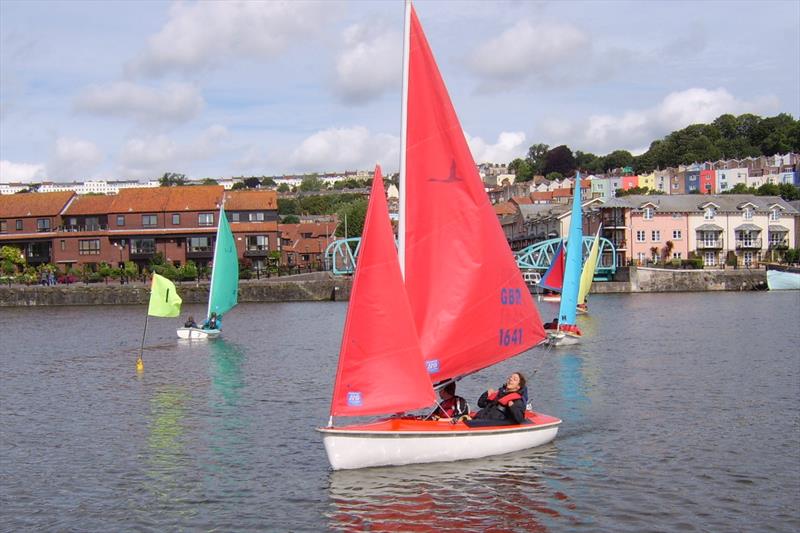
[538,241,566,293]
[330,166,436,417]
[403,5,546,383]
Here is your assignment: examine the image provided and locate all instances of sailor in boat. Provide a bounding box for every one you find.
[184,315,198,328]
[465,372,529,427]
[202,312,221,330]
[428,382,469,421]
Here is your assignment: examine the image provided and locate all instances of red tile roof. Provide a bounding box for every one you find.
[0,191,74,218]
[493,202,517,215]
[108,185,224,214]
[552,188,573,198]
[532,191,554,201]
[63,194,116,215]
[229,221,279,232]
[511,196,533,205]
[224,189,278,210]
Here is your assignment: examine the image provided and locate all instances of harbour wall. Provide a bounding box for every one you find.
[0,268,767,307]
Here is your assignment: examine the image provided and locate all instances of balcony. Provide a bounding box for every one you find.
[697,239,724,249]
[130,250,155,260]
[186,246,214,259]
[58,224,108,233]
[768,239,789,250]
[736,239,762,249]
[601,217,627,229]
[244,246,270,258]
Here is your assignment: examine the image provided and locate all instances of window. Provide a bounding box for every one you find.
[636,230,646,242]
[689,175,697,181]
[142,215,157,227]
[188,237,212,252]
[117,215,125,226]
[743,208,753,220]
[672,183,679,190]
[720,182,728,190]
[131,238,155,254]
[250,212,265,222]
[703,251,716,266]
[0,220,6,233]
[198,213,214,226]
[704,208,715,220]
[637,252,646,263]
[37,219,50,232]
[651,230,661,242]
[672,252,682,259]
[246,235,269,251]
[643,208,653,220]
[231,212,240,222]
[172,214,180,225]
[60,240,65,251]
[672,230,682,240]
[770,209,780,221]
[79,239,100,255]
[15,220,22,230]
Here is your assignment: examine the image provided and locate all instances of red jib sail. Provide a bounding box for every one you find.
[403,5,546,383]
[538,241,566,293]
[330,166,436,417]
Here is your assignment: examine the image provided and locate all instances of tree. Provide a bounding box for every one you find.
[526,143,549,175]
[230,182,246,190]
[200,178,218,185]
[243,177,261,189]
[545,172,563,182]
[278,198,299,215]
[778,183,800,201]
[507,158,533,181]
[542,145,575,176]
[335,198,368,238]
[603,150,634,171]
[1,245,25,276]
[159,172,188,187]
[282,214,300,224]
[261,176,276,187]
[299,174,325,192]
[277,183,290,193]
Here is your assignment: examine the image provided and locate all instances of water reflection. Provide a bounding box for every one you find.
[145,386,191,505]
[558,354,590,425]
[326,446,570,531]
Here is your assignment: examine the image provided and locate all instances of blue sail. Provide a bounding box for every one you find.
[557,172,583,326]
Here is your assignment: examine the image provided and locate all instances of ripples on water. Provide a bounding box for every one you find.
[1,293,798,531]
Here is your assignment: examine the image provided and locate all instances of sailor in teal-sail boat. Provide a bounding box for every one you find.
[177,204,239,339]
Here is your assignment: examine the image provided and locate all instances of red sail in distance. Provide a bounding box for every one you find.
[538,241,566,293]
[403,5,546,384]
[330,165,436,417]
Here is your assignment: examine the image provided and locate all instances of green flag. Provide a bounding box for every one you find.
[148,273,182,317]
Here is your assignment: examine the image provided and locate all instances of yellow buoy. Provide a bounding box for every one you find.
[136,357,144,372]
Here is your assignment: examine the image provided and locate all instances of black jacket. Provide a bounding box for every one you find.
[473,385,526,424]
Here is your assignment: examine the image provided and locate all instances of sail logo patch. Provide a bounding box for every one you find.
[425,359,440,373]
[347,392,362,406]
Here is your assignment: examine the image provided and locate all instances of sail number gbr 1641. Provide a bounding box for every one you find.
[499,287,524,346]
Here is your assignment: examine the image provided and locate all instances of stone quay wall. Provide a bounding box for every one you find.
[0,268,768,307]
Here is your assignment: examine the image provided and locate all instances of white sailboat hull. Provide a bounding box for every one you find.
[318,414,560,470]
[546,331,581,346]
[176,327,220,339]
[767,268,800,290]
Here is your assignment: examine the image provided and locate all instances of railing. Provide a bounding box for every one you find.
[244,247,271,257]
[130,251,155,260]
[696,239,724,249]
[736,239,762,249]
[58,224,108,232]
[601,217,627,228]
[768,239,789,250]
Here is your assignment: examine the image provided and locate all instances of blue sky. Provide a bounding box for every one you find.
[1,0,798,182]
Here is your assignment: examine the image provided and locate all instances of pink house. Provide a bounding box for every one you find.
[621,175,639,190]
[627,200,690,264]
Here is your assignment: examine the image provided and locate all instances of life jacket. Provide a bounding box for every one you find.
[487,390,523,406]
[438,396,467,418]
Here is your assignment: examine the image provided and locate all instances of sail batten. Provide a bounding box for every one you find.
[403,5,545,384]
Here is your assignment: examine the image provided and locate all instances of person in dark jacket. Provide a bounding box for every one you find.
[429,382,469,420]
[202,312,219,330]
[184,316,198,328]
[465,372,528,427]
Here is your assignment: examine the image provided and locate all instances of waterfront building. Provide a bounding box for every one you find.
[621,174,639,191]
[597,194,798,267]
[590,176,610,200]
[638,172,655,192]
[0,186,288,273]
[279,221,337,270]
[716,168,748,192]
[699,170,716,194]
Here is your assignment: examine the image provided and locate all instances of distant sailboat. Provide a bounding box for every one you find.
[318,3,560,470]
[576,226,602,314]
[547,175,583,346]
[177,205,239,339]
[539,241,565,302]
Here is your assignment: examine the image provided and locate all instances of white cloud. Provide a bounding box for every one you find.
[288,126,399,173]
[128,1,334,76]
[47,138,103,179]
[74,82,204,125]
[117,125,230,178]
[0,160,47,183]
[465,131,527,164]
[469,20,590,82]
[334,23,402,103]
[542,87,780,155]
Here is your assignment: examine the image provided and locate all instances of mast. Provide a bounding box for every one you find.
[398,0,411,278]
[207,202,224,319]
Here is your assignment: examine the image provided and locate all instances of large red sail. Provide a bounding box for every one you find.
[403,5,546,383]
[330,166,436,417]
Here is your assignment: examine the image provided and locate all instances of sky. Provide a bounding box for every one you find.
[1,0,798,183]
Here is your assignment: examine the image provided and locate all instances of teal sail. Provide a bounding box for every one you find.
[557,172,582,327]
[207,205,239,322]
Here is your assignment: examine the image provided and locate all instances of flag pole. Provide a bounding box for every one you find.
[137,314,148,372]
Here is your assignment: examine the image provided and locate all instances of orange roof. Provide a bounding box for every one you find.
[493,202,517,215]
[532,191,554,201]
[553,188,573,198]
[108,185,223,214]
[63,194,116,215]
[224,189,278,210]
[581,179,591,188]
[0,191,74,218]
[511,196,533,205]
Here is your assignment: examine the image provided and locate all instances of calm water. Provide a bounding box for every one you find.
[1,292,799,532]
